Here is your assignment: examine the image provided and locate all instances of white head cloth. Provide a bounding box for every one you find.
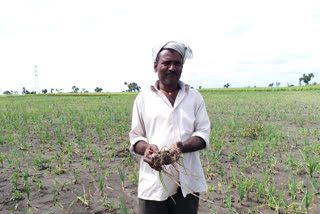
[152,41,193,64]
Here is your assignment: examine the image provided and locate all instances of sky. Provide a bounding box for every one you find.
[1,0,320,93]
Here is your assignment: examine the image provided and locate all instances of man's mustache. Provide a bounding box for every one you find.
[165,71,178,76]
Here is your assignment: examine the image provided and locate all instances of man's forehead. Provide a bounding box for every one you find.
[158,49,183,62]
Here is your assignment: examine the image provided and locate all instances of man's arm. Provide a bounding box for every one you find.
[129,96,149,154]
[188,94,211,151]
[177,136,206,153]
[172,94,210,154]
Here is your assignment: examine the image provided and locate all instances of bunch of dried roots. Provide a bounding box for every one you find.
[147,142,214,204]
[149,145,183,170]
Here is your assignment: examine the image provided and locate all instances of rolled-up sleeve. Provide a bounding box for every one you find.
[192,97,211,149]
[129,95,148,155]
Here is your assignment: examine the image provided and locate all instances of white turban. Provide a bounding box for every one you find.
[152,41,193,64]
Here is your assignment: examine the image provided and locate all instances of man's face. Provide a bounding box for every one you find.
[154,49,183,87]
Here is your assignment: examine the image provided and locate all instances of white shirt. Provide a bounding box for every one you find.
[129,80,211,201]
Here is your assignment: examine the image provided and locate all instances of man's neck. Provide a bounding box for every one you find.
[158,82,179,92]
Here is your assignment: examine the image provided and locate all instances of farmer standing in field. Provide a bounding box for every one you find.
[129,41,211,214]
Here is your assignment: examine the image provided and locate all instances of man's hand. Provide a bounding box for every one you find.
[134,141,161,170]
[143,144,161,171]
[171,141,183,154]
[173,137,206,153]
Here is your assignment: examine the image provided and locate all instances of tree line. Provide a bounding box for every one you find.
[223,73,317,89]
[2,82,141,95]
[2,74,318,95]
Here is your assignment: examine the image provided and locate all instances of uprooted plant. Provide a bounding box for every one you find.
[148,142,213,204]
[149,144,183,170]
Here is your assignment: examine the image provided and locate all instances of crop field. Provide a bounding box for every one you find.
[0,89,320,214]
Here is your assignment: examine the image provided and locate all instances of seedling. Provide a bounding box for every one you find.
[267,187,286,213]
[302,185,313,212]
[98,175,105,197]
[288,177,297,202]
[72,167,82,184]
[52,181,58,205]
[255,180,264,202]
[77,185,89,208]
[11,171,19,190]
[120,198,128,214]
[244,120,264,139]
[238,177,246,201]
[10,190,24,201]
[26,180,31,206]
[33,178,44,192]
[208,184,215,193]
[307,155,319,178]
[22,167,30,184]
[0,152,4,167]
[224,193,234,214]
[117,166,125,192]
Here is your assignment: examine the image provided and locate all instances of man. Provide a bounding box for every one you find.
[129,41,211,214]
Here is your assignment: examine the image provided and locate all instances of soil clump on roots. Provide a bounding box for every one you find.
[149,143,183,170]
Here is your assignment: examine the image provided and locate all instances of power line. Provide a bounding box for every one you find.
[34,65,40,94]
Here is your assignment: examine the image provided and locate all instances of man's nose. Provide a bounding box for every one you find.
[168,64,176,71]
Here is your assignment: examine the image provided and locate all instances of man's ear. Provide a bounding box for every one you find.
[153,62,158,73]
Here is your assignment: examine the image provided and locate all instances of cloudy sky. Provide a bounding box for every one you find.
[1,0,320,93]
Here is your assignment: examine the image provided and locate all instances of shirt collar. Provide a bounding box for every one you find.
[150,80,190,93]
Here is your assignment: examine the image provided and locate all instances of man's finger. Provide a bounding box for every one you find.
[143,156,152,165]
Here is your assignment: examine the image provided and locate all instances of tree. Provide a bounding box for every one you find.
[94,87,103,93]
[224,83,230,88]
[42,89,48,94]
[276,82,280,87]
[81,88,88,93]
[299,73,314,85]
[125,82,141,92]
[3,90,12,95]
[287,83,294,87]
[50,88,54,93]
[268,83,274,87]
[72,86,79,93]
[22,87,27,94]
[22,87,31,94]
